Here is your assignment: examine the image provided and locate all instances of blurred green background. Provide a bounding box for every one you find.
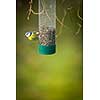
[16,0,83,100]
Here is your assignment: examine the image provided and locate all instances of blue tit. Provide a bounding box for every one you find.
[25,32,39,40]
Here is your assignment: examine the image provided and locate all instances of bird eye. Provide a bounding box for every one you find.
[25,32,31,37]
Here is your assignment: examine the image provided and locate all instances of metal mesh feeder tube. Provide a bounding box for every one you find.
[38,0,56,55]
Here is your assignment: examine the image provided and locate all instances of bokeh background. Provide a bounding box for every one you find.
[16,0,83,100]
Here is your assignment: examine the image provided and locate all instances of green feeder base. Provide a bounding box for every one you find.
[38,45,56,55]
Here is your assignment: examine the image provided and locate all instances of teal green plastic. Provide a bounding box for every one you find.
[38,45,56,55]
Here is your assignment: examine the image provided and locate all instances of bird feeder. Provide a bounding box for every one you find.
[25,0,56,55]
[38,0,56,55]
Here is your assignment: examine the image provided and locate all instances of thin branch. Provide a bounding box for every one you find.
[75,8,83,35]
[27,0,44,20]
[77,8,83,21]
[56,16,66,27]
[75,23,82,35]
[56,9,67,38]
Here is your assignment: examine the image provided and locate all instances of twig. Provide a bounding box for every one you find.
[56,9,67,38]
[56,16,66,27]
[77,8,83,21]
[75,23,82,35]
[27,0,44,20]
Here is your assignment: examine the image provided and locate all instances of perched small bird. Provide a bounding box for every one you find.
[25,31,39,40]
